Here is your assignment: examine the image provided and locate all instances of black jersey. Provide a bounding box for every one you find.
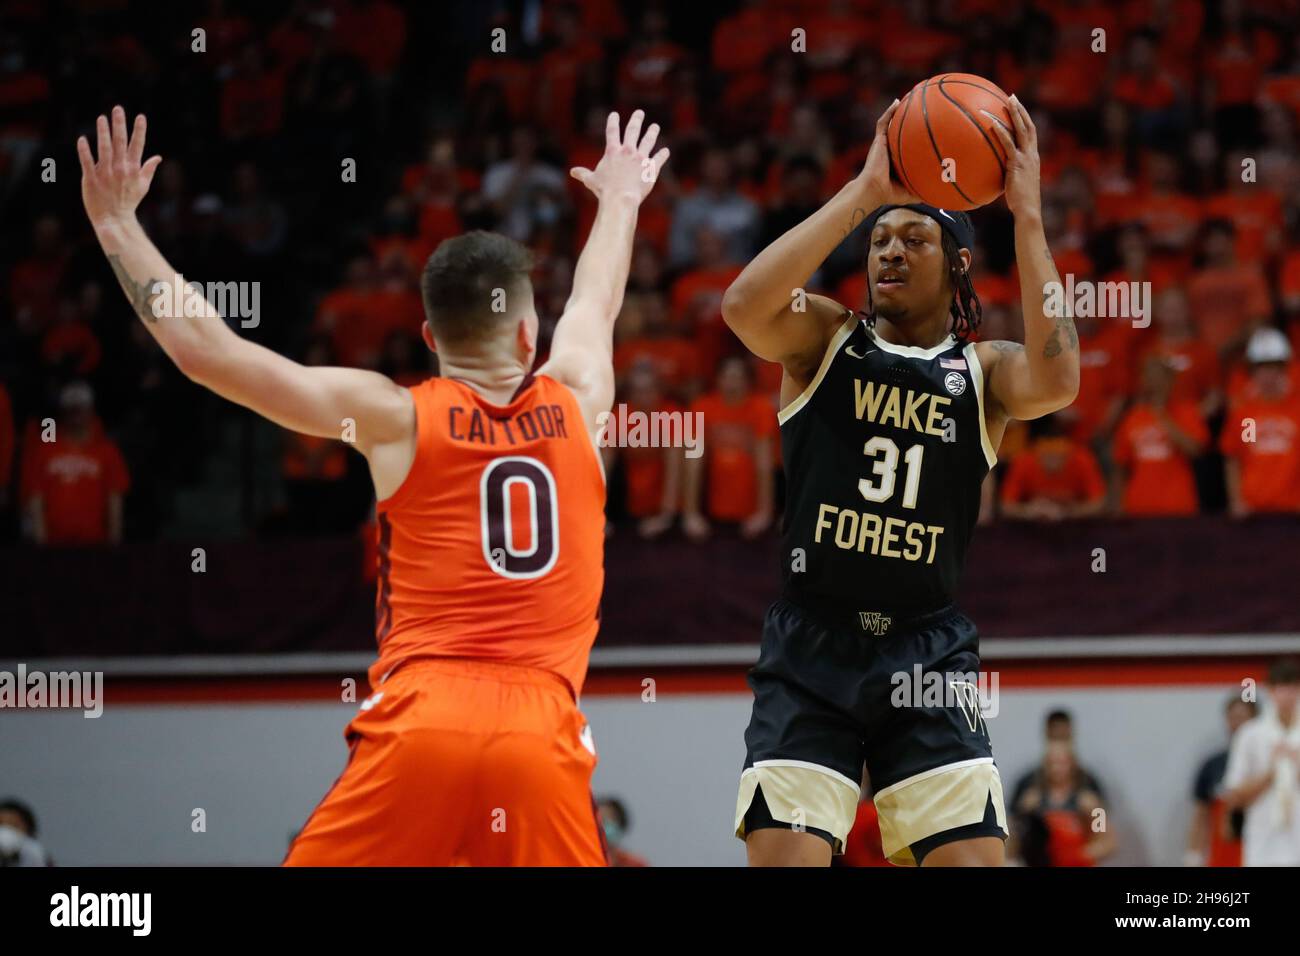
[779,312,998,620]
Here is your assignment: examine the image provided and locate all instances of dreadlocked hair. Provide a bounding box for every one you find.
[861,214,983,342]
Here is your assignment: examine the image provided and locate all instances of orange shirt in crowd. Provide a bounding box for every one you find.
[691,392,775,521]
[1067,323,1133,441]
[614,336,702,393]
[282,433,349,481]
[315,286,422,369]
[1138,337,1221,407]
[710,5,791,74]
[41,321,102,375]
[670,265,743,319]
[465,56,535,119]
[999,439,1106,506]
[1225,361,1299,405]
[335,0,407,75]
[1202,190,1282,262]
[1112,401,1208,515]
[1262,72,1300,123]
[1122,191,1202,249]
[538,36,604,142]
[1043,808,1096,867]
[1187,264,1273,354]
[1219,396,1300,512]
[20,429,130,544]
[620,398,682,518]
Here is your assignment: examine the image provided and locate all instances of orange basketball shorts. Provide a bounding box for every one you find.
[283,657,608,866]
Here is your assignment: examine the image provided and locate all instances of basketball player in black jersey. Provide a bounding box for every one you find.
[723,96,1080,866]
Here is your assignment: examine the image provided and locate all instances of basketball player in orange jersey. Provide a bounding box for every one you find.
[77,105,668,865]
[723,97,1080,866]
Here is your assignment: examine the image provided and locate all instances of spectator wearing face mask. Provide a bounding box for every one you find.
[0,798,50,866]
[595,797,648,867]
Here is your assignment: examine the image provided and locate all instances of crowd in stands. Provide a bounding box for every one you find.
[3,0,1300,549]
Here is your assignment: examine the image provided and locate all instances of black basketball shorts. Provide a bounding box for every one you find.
[735,598,1008,865]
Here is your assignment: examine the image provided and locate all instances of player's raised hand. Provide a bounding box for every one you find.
[858,99,922,207]
[982,95,1041,220]
[76,105,162,230]
[570,110,670,205]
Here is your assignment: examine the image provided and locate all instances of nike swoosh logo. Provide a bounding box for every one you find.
[845,345,876,359]
[938,208,955,221]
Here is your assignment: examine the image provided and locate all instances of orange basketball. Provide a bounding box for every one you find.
[886,73,1014,211]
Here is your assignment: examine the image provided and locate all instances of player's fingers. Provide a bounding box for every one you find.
[1006,94,1029,143]
[111,105,129,161]
[638,122,660,157]
[876,98,900,137]
[141,155,163,188]
[76,136,94,177]
[622,109,644,149]
[651,147,670,177]
[1014,95,1038,144]
[96,114,112,167]
[604,111,620,149]
[128,113,147,166]
[982,110,1016,155]
[569,166,593,186]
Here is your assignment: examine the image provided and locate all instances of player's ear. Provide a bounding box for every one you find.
[421,321,438,353]
[958,247,972,273]
[517,314,537,355]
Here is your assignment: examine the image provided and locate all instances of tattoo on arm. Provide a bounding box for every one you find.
[1043,312,1079,359]
[844,206,867,239]
[106,254,163,324]
[990,341,1024,353]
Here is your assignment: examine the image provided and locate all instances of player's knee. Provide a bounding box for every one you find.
[745,827,833,867]
[918,835,1004,867]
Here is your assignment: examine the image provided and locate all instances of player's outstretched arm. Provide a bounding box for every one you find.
[78,107,413,458]
[539,110,669,434]
[977,96,1080,421]
[721,100,918,375]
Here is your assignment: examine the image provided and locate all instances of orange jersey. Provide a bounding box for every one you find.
[372,375,605,696]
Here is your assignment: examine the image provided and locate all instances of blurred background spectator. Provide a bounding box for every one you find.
[0,798,50,866]
[1186,693,1256,867]
[595,795,649,867]
[1012,739,1118,867]
[19,382,128,547]
[1222,657,1300,866]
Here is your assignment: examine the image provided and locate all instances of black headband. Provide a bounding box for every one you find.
[862,203,975,252]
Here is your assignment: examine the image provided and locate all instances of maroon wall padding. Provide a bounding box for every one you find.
[2,515,1297,659]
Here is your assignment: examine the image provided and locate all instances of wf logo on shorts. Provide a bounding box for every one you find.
[858,611,893,635]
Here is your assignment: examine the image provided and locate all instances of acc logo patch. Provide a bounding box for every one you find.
[943,371,967,396]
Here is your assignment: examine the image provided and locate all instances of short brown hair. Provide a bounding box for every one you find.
[1268,657,1300,686]
[420,231,533,345]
